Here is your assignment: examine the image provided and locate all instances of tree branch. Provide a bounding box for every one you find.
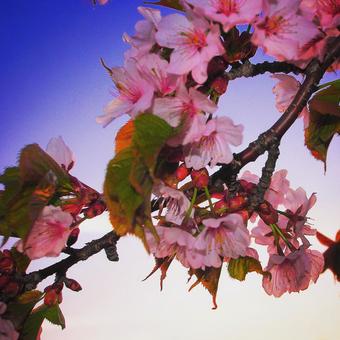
[18,231,120,291]
[224,60,303,81]
[212,36,340,184]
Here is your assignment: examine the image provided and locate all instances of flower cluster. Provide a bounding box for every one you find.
[95,0,338,305]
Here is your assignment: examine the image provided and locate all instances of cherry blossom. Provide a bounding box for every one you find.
[135,54,181,96]
[153,84,217,144]
[184,116,244,169]
[262,248,324,297]
[123,7,161,59]
[195,214,251,268]
[186,0,262,32]
[16,206,74,260]
[155,13,224,83]
[153,182,193,225]
[272,74,310,127]
[46,136,75,171]
[252,0,319,61]
[96,60,155,127]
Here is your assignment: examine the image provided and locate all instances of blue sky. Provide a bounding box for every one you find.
[1,1,339,339]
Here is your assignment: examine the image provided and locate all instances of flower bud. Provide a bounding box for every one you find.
[67,228,80,247]
[176,164,190,181]
[0,257,15,274]
[258,201,278,225]
[3,281,20,297]
[239,180,256,193]
[0,275,10,289]
[207,56,228,77]
[64,278,82,292]
[226,195,248,212]
[191,168,209,189]
[83,200,106,218]
[44,289,58,306]
[211,77,228,95]
[214,200,228,215]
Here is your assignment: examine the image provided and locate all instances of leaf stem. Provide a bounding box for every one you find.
[204,186,215,214]
[186,187,198,219]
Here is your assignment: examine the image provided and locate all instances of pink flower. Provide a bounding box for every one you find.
[262,248,324,297]
[46,136,75,171]
[283,187,317,246]
[153,182,193,225]
[96,59,155,127]
[265,169,290,208]
[16,206,73,260]
[146,225,204,269]
[184,116,243,170]
[123,7,161,59]
[153,84,216,143]
[252,0,319,61]
[155,13,224,83]
[186,0,262,32]
[272,74,309,127]
[195,214,251,268]
[135,54,181,96]
[240,169,289,208]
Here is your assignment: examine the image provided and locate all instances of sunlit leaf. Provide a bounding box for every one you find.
[304,109,340,171]
[309,79,340,117]
[228,256,268,281]
[104,114,175,239]
[115,119,135,154]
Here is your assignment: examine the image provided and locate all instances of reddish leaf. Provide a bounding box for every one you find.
[143,256,174,290]
[115,119,135,154]
[188,266,222,309]
[316,231,335,247]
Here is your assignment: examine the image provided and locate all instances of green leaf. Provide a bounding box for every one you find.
[19,144,69,185]
[104,114,175,240]
[305,108,340,171]
[144,0,184,11]
[0,144,71,239]
[21,304,65,340]
[309,79,340,117]
[228,256,268,281]
[188,266,222,309]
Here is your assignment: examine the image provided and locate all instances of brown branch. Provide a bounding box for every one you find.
[224,60,303,81]
[18,231,119,291]
[212,36,340,185]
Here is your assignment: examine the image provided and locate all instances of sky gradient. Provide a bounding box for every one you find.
[1,1,339,339]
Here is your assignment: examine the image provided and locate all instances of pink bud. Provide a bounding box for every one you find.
[191,168,209,189]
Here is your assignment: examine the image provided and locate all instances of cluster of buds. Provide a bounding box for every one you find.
[0,251,22,299]
[44,282,64,307]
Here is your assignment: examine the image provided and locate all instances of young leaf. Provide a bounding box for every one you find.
[304,110,340,171]
[228,256,268,281]
[104,114,175,238]
[309,79,340,117]
[21,304,65,340]
[188,266,222,309]
[144,0,184,11]
[115,119,135,154]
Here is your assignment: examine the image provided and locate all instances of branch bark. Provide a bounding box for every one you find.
[212,36,340,184]
[18,231,119,291]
